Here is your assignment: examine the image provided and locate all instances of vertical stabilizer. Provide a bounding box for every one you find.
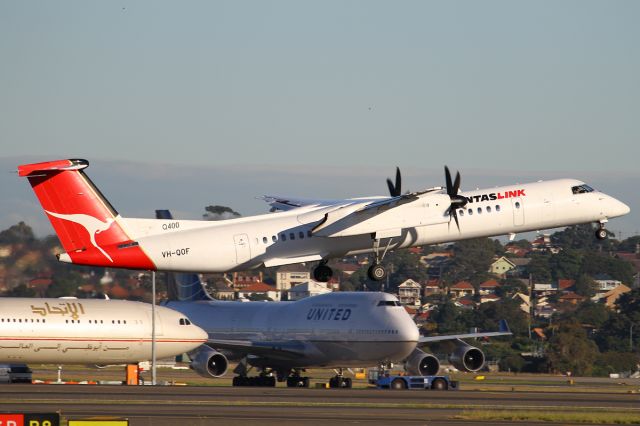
[18,159,155,269]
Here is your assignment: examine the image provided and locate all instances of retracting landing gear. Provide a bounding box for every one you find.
[313,260,333,282]
[329,368,352,389]
[367,236,394,281]
[596,220,609,240]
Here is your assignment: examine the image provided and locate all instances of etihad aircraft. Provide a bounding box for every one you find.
[18,159,630,283]
[0,298,207,364]
[163,269,510,388]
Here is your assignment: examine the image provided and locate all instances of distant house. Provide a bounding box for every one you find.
[531,234,561,254]
[558,279,576,292]
[289,281,331,301]
[232,273,264,289]
[276,264,310,291]
[534,282,557,295]
[504,244,530,257]
[558,291,584,305]
[592,274,623,292]
[512,292,531,314]
[454,296,475,309]
[591,284,631,308]
[238,283,281,301]
[209,278,235,300]
[508,258,532,277]
[450,281,474,298]
[423,280,442,296]
[479,279,500,295]
[0,245,12,258]
[489,257,516,277]
[397,279,421,307]
[479,294,501,304]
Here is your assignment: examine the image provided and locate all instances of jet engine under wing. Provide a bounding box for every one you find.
[418,320,512,344]
[308,192,452,238]
[207,338,308,361]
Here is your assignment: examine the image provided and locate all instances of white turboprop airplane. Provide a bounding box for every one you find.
[18,159,630,283]
[0,298,207,364]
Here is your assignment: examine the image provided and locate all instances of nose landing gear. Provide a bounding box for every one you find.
[596,221,609,240]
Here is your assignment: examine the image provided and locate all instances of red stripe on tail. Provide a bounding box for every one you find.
[19,159,156,270]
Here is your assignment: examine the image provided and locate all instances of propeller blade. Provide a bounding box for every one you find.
[386,166,402,197]
[452,171,461,195]
[445,166,453,196]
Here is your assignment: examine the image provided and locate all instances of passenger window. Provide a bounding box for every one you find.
[515,202,521,209]
[299,231,304,239]
[496,205,501,212]
[263,237,268,244]
[487,206,492,213]
[272,235,277,242]
[307,230,313,238]
[459,209,464,216]
[290,233,295,240]
[281,234,286,241]
[477,207,482,214]
[468,209,473,215]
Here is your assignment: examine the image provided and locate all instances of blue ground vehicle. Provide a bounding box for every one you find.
[376,374,458,390]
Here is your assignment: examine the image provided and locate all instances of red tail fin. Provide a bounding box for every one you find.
[18,159,155,270]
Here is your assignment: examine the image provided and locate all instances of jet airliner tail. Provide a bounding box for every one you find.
[18,159,155,270]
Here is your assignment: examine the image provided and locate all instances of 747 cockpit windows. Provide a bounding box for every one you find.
[572,184,595,194]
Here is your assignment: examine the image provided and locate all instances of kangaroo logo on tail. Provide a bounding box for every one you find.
[45,211,115,262]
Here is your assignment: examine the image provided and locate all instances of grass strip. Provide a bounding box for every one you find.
[456,409,640,424]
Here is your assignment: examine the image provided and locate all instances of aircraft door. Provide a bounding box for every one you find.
[512,198,525,226]
[233,233,251,264]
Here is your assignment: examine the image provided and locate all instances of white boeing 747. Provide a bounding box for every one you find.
[0,298,207,364]
[18,159,630,282]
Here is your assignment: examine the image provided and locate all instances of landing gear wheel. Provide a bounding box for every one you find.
[390,378,407,390]
[595,228,608,240]
[313,263,333,282]
[286,376,310,388]
[367,264,386,281]
[431,378,448,391]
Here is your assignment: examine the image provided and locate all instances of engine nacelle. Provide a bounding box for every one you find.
[404,348,440,376]
[448,343,485,372]
[189,346,229,378]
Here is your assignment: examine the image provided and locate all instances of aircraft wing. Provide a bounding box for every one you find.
[207,338,307,360]
[418,320,512,344]
[260,195,388,212]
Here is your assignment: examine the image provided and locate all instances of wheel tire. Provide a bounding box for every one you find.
[329,377,339,388]
[595,229,608,240]
[343,378,352,389]
[313,265,333,282]
[286,377,295,388]
[390,378,406,390]
[266,376,276,387]
[431,378,448,391]
[301,377,310,388]
[368,264,386,281]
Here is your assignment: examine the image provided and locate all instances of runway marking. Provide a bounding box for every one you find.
[5,399,640,412]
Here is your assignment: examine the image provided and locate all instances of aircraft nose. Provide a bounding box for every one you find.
[192,324,209,343]
[611,198,631,218]
[396,314,420,342]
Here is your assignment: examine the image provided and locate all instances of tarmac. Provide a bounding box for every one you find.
[1,383,639,425]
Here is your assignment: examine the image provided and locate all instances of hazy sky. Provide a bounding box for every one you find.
[1,1,639,237]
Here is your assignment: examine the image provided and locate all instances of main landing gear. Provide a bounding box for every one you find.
[367,236,394,281]
[596,221,609,241]
[329,368,352,388]
[285,369,310,388]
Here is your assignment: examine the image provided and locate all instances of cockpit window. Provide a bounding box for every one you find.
[572,184,594,194]
[179,318,192,325]
[377,300,401,307]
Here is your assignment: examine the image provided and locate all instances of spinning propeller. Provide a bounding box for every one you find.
[386,166,402,197]
[444,166,468,231]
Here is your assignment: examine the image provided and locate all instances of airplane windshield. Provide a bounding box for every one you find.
[571,184,594,194]
[377,300,401,307]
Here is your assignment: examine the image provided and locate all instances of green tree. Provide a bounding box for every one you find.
[0,222,35,244]
[574,274,598,298]
[443,238,500,286]
[526,254,552,282]
[548,249,582,281]
[547,321,599,376]
[5,283,36,297]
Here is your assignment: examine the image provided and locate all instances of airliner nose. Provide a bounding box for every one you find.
[397,315,420,342]
[611,198,631,218]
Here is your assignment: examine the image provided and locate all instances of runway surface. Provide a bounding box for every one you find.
[1,384,639,425]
